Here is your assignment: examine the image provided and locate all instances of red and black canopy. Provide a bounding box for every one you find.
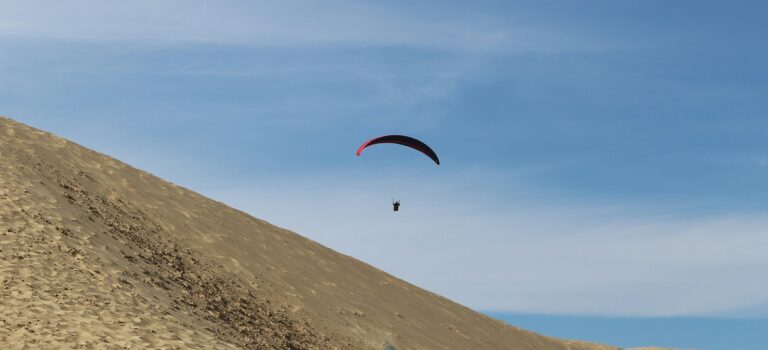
[356,135,440,165]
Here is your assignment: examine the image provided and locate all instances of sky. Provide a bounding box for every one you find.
[1,1,767,347]
[486,313,768,350]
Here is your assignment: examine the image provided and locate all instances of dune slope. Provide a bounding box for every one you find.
[0,116,616,349]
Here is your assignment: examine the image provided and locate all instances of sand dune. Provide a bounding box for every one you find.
[0,116,617,349]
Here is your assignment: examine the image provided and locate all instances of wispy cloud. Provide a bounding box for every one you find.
[0,0,612,52]
[0,40,482,133]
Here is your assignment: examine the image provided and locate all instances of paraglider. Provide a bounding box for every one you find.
[356,135,439,212]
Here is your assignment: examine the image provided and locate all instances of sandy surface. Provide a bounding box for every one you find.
[0,116,619,349]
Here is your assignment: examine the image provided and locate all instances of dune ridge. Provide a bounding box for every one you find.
[0,116,617,349]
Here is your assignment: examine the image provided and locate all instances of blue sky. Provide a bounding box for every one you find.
[487,313,768,350]
[2,1,767,347]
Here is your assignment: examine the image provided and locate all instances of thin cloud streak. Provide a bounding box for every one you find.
[0,40,480,132]
[0,0,614,52]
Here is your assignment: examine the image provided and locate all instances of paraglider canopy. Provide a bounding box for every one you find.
[356,135,440,165]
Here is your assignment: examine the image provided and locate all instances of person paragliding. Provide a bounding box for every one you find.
[356,135,439,211]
